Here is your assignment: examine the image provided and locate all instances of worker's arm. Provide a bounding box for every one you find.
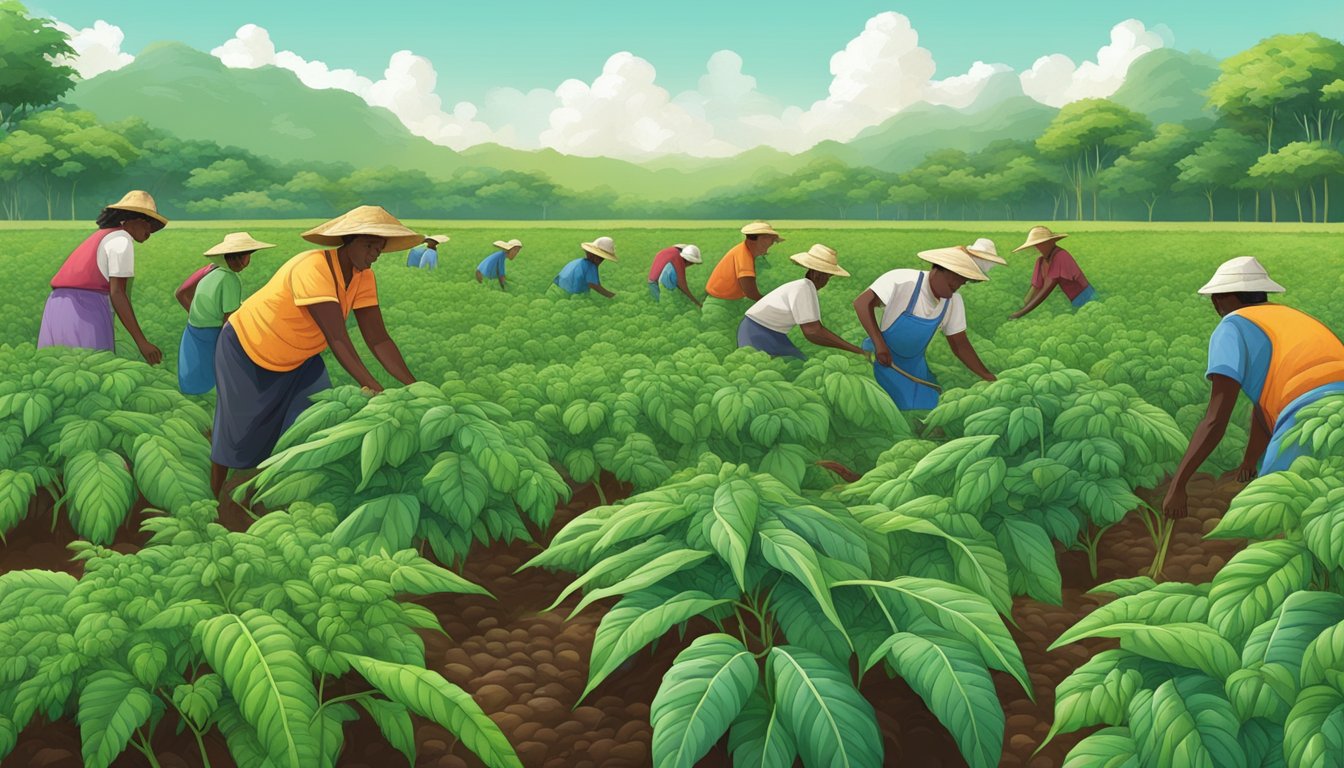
[800,321,869,357]
[591,282,615,299]
[109,277,161,364]
[354,305,416,385]
[678,282,702,307]
[737,275,763,301]
[946,332,995,381]
[853,289,889,366]
[1163,375,1242,518]
[1238,407,1272,482]
[306,302,384,391]
[498,275,507,290]
[1011,279,1057,319]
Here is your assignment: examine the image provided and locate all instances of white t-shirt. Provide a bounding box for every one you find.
[745,278,822,333]
[96,230,135,280]
[868,269,967,336]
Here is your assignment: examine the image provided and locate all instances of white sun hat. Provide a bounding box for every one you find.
[426,234,450,244]
[741,221,783,240]
[789,243,849,277]
[1198,256,1286,295]
[965,238,1006,273]
[493,239,522,250]
[918,246,990,282]
[676,244,702,264]
[582,236,617,261]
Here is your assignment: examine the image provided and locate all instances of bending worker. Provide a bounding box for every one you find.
[854,245,996,410]
[1164,257,1344,518]
[554,236,617,298]
[476,239,522,290]
[738,244,867,360]
[648,243,703,306]
[1010,225,1096,318]
[705,221,783,303]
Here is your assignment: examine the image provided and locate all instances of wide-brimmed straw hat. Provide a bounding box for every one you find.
[203,232,276,257]
[741,221,783,240]
[582,236,617,261]
[493,239,523,250]
[1012,226,1067,253]
[675,244,703,264]
[425,234,450,245]
[107,190,168,226]
[919,246,990,282]
[302,206,423,252]
[1198,257,1285,295]
[790,243,849,277]
[965,237,1006,269]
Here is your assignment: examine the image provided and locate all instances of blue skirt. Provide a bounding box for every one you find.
[1071,285,1098,309]
[1261,383,1344,473]
[179,324,222,395]
[737,317,804,359]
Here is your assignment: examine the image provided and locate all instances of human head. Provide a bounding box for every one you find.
[1012,226,1067,257]
[581,236,616,264]
[340,234,389,271]
[205,232,274,271]
[225,252,254,272]
[495,238,523,259]
[677,244,702,265]
[425,234,449,250]
[928,265,970,299]
[301,205,422,271]
[918,245,989,299]
[98,190,168,243]
[790,243,848,290]
[1198,257,1283,316]
[741,221,782,257]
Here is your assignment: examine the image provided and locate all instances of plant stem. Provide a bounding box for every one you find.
[593,473,608,506]
[130,731,163,768]
[1149,518,1174,581]
[190,725,213,768]
[313,690,377,717]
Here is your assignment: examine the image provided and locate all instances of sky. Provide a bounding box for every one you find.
[27,0,1344,160]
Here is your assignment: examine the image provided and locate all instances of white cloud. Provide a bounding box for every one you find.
[1020,19,1166,107]
[53,19,133,79]
[926,61,1014,109]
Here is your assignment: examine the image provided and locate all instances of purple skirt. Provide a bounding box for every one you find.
[38,288,115,351]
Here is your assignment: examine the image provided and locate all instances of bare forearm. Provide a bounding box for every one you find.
[853,295,885,348]
[949,335,995,381]
[593,284,615,298]
[1243,409,1271,467]
[680,284,701,306]
[806,326,866,355]
[328,339,382,390]
[1173,415,1229,490]
[739,277,763,301]
[109,288,149,344]
[369,338,415,385]
[1015,284,1054,316]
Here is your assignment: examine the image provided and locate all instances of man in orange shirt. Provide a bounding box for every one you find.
[705,221,784,302]
[209,205,422,498]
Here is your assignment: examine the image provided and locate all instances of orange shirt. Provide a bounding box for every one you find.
[1232,304,1344,425]
[230,249,378,372]
[705,242,756,300]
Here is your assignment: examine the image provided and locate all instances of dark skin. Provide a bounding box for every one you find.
[1011,241,1072,319]
[475,245,520,290]
[111,217,162,365]
[854,266,997,382]
[583,252,616,298]
[737,234,780,301]
[177,252,254,321]
[210,234,417,498]
[1163,295,1273,519]
[670,248,702,307]
[797,270,869,358]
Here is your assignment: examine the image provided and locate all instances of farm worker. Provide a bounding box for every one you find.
[176,232,275,395]
[648,244,703,306]
[209,206,420,498]
[966,237,1007,274]
[37,190,167,364]
[476,239,523,290]
[705,221,784,302]
[1163,257,1344,518]
[854,245,996,411]
[553,236,617,298]
[738,244,868,360]
[1009,226,1096,318]
[406,235,449,269]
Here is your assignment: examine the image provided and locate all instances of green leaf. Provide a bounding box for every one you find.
[768,645,883,768]
[77,670,154,768]
[1226,662,1297,722]
[1052,583,1209,648]
[132,433,212,513]
[772,579,851,669]
[1045,650,1145,745]
[357,697,416,767]
[140,599,222,630]
[876,512,1011,614]
[571,548,713,617]
[331,494,421,552]
[995,519,1062,606]
[759,521,850,648]
[704,479,758,592]
[339,654,523,768]
[1304,505,1344,571]
[1068,622,1239,679]
[1062,726,1140,768]
[1283,685,1344,768]
[0,714,15,761]
[1127,676,1245,768]
[584,589,731,700]
[173,674,224,730]
[64,449,134,545]
[543,535,683,612]
[358,420,395,491]
[650,633,758,768]
[1077,478,1141,526]
[196,611,320,768]
[420,453,490,526]
[909,436,998,492]
[388,558,490,597]
[1209,472,1318,539]
[1301,620,1344,691]
[1208,540,1313,645]
[1241,592,1344,673]
[0,469,36,535]
[878,632,1003,768]
[1088,577,1158,597]
[215,703,275,768]
[728,688,798,768]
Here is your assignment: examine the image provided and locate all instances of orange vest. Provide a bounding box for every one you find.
[1233,304,1344,425]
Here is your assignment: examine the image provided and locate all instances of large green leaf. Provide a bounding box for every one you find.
[544,535,684,611]
[570,548,712,617]
[584,588,732,700]
[215,702,277,768]
[1208,472,1319,539]
[1062,726,1140,768]
[387,558,490,597]
[76,670,154,768]
[1283,685,1344,768]
[768,645,882,768]
[1242,592,1344,673]
[877,631,1003,768]
[1208,540,1313,645]
[1061,622,1238,679]
[358,419,395,491]
[1128,676,1245,768]
[340,653,522,768]
[1301,620,1344,691]
[759,521,850,646]
[1226,662,1298,722]
[330,493,421,552]
[1238,717,1286,768]
[1046,650,1145,745]
[704,479,759,591]
[132,433,211,512]
[772,579,851,669]
[0,468,36,535]
[650,634,758,768]
[1052,584,1210,648]
[1304,505,1344,571]
[420,452,490,526]
[0,713,15,761]
[64,449,134,545]
[872,512,1012,614]
[196,611,320,768]
[357,696,416,767]
[727,688,797,768]
[996,518,1062,605]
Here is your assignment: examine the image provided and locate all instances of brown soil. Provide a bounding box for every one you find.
[4,472,1248,768]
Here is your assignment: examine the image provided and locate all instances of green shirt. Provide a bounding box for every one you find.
[188,267,242,328]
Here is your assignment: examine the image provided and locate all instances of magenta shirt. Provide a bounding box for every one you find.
[648,246,689,285]
[1031,247,1090,300]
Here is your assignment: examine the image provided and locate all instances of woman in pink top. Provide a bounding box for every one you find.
[1009,226,1096,319]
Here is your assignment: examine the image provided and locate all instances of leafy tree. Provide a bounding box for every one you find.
[885,183,929,220]
[1245,141,1339,222]
[1208,33,1344,151]
[13,108,138,219]
[1099,124,1200,221]
[0,128,52,219]
[984,156,1050,220]
[0,1,76,132]
[1036,99,1151,221]
[1175,128,1263,221]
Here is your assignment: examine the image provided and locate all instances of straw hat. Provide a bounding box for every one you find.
[676,244,702,264]
[493,239,523,250]
[203,232,276,257]
[789,243,849,277]
[302,206,423,252]
[1012,225,1067,253]
[1198,257,1285,295]
[919,246,990,282]
[426,234,450,245]
[965,237,1006,269]
[107,190,168,226]
[741,221,783,240]
[582,236,617,261]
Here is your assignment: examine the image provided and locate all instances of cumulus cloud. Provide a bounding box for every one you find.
[212,25,373,93]
[1020,20,1166,107]
[53,19,133,79]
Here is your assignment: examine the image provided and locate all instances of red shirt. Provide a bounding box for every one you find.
[648,246,688,285]
[1031,247,1089,300]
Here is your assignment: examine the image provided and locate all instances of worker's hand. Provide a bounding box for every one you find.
[1236,461,1258,483]
[1162,485,1188,520]
[1008,310,1024,320]
[138,340,163,366]
[860,349,873,363]
[874,344,893,368]
[360,384,383,397]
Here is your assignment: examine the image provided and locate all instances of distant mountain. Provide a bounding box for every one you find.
[1110,49,1221,126]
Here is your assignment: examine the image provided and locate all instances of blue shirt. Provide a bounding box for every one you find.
[1207,314,1273,404]
[419,247,438,269]
[658,261,679,289]
[554,257,600,294]
[477,250,507,278]
[406,245,427,267]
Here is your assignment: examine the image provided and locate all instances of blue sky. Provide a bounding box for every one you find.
[32,0,1344,107]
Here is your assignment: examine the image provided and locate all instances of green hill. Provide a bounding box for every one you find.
[1109,48,1221,125]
